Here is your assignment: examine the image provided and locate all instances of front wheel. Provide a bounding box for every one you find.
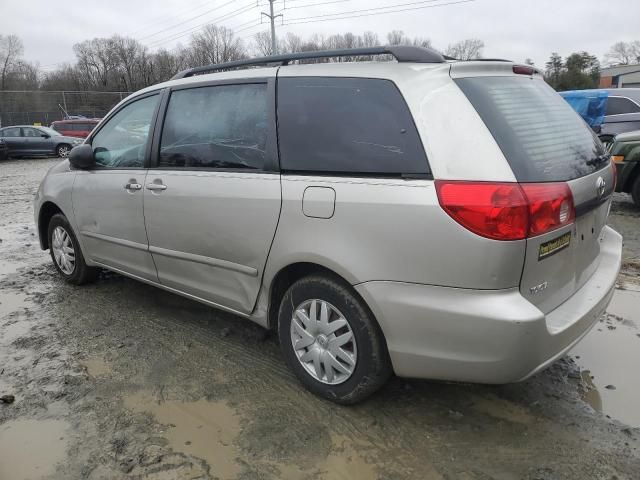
[56,144,71,158]
[47,213,98,284]
[278,274,391,404]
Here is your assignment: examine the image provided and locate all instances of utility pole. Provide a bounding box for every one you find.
[261,0,282,55]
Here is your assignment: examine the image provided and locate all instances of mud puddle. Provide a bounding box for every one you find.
[0,290,27,318]
[81,357,113,377]
[0,419,69,479]
[571,288,640,427]
[124,392,242,479]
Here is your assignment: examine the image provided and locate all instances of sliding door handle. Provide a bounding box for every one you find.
[146,183,167,191]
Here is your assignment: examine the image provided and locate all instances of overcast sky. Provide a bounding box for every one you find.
[6,0,637,71]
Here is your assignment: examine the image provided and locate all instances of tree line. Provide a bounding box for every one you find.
[0,29,484,93]
[1,29,639,95]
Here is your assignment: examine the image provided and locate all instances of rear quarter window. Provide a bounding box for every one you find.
[455,76,608,182]
[277,77,429,175]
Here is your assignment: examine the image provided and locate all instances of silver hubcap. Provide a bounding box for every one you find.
[51,226,75,275]
[58,146,69,157]
[290,299,357,385]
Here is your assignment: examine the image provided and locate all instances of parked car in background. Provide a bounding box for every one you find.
[609,130,640,207]
[0,125,83,158]
[35,46,621,403]
[0,138,8,160]
[562,88,640,141]
[50,119,100,138]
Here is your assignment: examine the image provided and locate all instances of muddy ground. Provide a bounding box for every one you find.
[1,157,639,480]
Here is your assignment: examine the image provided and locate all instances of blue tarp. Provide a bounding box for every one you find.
[559,90,608,128]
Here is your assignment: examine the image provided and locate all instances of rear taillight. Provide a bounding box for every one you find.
[520,183,575,236]
[435,181,575,241]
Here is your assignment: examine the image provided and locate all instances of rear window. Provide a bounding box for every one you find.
[278,77,429,175]
[455,76,607,182]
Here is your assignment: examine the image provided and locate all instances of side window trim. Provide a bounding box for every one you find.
[85,89,164,170]
[149,78,279,173]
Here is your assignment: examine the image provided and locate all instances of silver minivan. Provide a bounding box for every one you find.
[34,46,622,403]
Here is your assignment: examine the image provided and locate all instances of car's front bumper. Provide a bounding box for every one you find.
[355,226,622,383]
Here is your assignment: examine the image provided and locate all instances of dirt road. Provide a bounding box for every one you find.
[1,158,639,480]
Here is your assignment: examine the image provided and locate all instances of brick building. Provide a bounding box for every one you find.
[599,64,640,88]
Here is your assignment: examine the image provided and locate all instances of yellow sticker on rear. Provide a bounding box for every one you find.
[538,232,571,260]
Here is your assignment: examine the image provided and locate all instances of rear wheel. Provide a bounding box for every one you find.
[56,144,71,158]
[632,175,640,208]
[278,274,391,404]
[47,213,98,284]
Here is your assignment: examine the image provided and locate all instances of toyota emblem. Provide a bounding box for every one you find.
[596,176,606,198]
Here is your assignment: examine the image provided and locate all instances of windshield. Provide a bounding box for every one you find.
[455,76,608,182]
[40,127,62,137]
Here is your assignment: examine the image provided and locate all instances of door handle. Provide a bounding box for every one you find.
[124,182,142,191]
[146,183,167,191]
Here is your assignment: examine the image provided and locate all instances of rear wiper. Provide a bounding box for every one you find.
[586,154,609,167]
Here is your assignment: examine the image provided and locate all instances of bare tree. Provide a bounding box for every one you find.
[445,38,484,60]
[250,31,274,57]
[604,41,640,66]
[148,48,185,83]
[387,30,411,46]
[111,36,147,91]
[41,64,82,91]
[361,31,380,48]
[0,35,25,90]
[73,38,117,89]
[284,33,305,53]
[187,25,245,66]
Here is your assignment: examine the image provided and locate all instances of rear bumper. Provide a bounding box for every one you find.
[355,226,622,383]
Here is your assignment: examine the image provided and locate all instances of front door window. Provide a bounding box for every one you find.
[91,94,159,168]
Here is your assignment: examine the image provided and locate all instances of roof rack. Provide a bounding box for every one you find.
[171,45,446,80]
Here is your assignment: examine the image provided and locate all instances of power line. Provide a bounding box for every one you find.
[283,0,350,10]
[139,0,242,41]
[284,0,469,23]
[127,0,215,37]
[146,1,258,49]
[282,0,475,25]
[145,1,257,48]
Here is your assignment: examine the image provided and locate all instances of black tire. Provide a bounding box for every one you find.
[47,213,98,285]
[56,144,71,158]
[278,274,391,404]
[632,175,640,208]
[599,134,614,150]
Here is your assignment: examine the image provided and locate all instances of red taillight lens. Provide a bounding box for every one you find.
[435,181,529,240]
[435,181,575,241]
[520,183,575,236]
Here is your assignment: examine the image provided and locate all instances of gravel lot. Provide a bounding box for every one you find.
[1,157,639,480]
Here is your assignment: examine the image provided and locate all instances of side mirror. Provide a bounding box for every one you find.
[41,134,50,139]
[69,144,95,169]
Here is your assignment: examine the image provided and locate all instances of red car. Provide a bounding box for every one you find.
[50,119,100,138]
